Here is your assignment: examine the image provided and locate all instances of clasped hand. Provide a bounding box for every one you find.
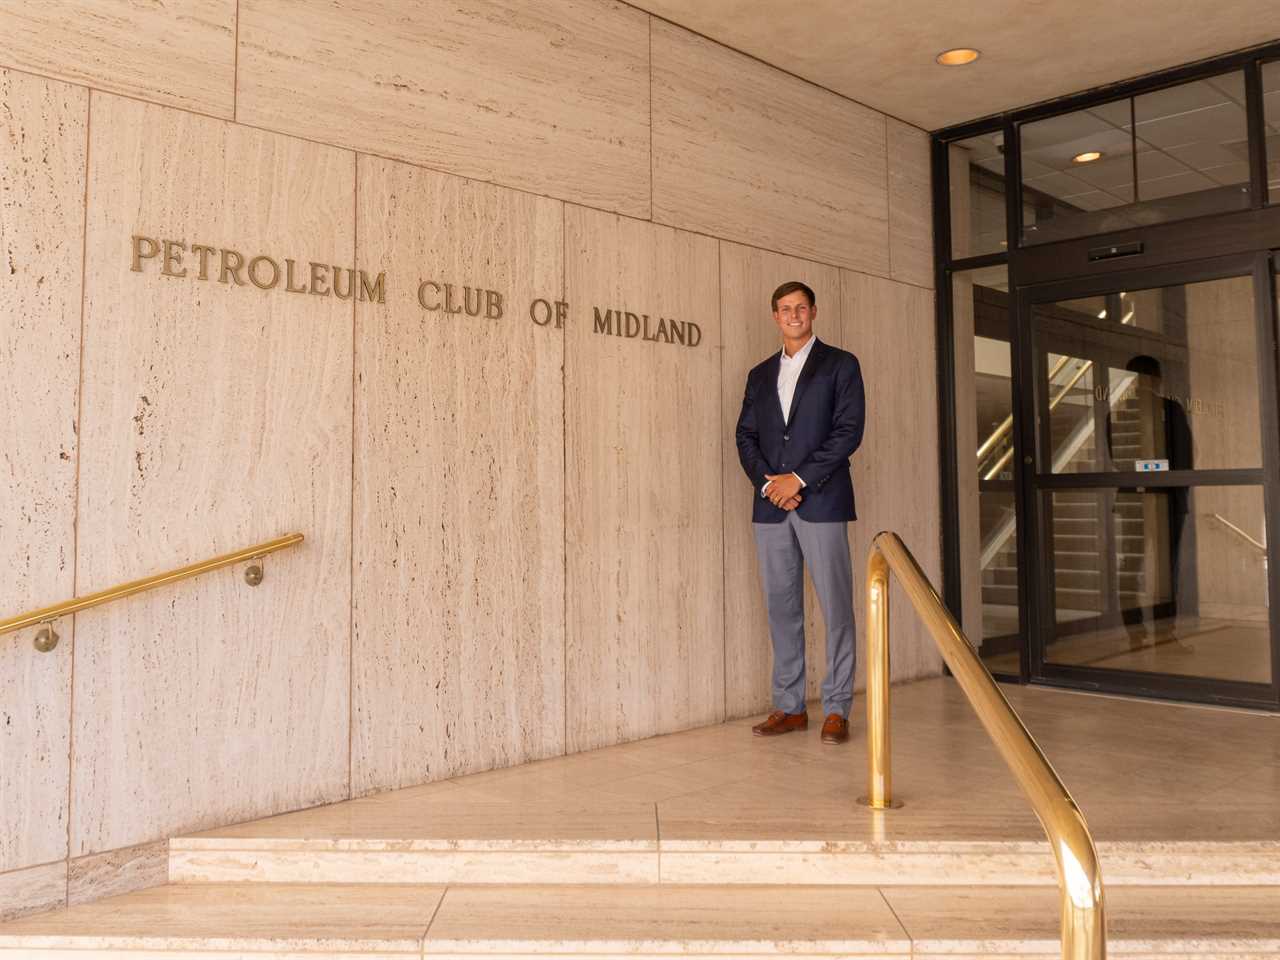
[765,473,802,511]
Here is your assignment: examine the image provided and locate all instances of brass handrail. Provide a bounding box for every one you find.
[978,305,1136,480]
[977,353,1073,465]
[1,533,305,640]
[982,357,1094,481]
[1210,513,1267,555]
[861,531,1105,960]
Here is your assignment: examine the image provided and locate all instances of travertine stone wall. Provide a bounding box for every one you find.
[72,94,356,854]
[840,272,945,690]
[236,0,652,216]
[0,67,86,877]
[0,2,236,116]
[352,158,567,792]
[0,0,936,920]
[565,209,724,751]
[652,20,890,274]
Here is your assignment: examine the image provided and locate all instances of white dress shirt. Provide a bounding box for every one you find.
[762,335,815,498]
[776,334,816,424]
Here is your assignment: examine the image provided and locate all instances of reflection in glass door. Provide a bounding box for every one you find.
[953,265,1025,676]
[1022,258,1279,703]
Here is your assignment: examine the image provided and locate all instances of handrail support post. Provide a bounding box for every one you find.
[859,548,896,809]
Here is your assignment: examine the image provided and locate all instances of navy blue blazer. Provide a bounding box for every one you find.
[735,339,865,523]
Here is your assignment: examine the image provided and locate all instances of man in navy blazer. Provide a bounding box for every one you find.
[735,281,865,743]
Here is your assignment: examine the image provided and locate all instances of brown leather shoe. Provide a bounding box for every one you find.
[820,714,850,744]
[752,709,808,737]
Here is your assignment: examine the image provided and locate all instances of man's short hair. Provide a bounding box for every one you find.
[771,281,816,311]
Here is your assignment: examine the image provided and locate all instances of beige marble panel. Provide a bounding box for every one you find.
[564,207,723,752]
[839,271,945,689]
[651,20,890,275]
[237,0,650,217]
[68,841,167,907]
[718,242,846,718]
[887,119,934,289]
[169,848,658,885]
[0,882,442,954]
[0,861,66,923]
[180,799,656,845]
[0,1,235,118]
[426,884,909,953]
[352,158,565,794]
[0,69,86,873]
[71,94,354,856]
[885,885,1280,953]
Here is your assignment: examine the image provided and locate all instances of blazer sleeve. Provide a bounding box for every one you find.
[735,374,772,491]
[793,354,865,487]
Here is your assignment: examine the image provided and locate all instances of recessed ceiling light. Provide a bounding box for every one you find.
[936,48,980,66]
[1073,151,1104,164]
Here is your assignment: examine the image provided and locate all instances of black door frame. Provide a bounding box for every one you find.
[1014,253,1280,709]
[933,43,1280,710]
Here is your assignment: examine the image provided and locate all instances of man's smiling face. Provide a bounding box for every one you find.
[773,289,815,349]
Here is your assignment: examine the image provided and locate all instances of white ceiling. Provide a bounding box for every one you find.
[631,0,1280,130]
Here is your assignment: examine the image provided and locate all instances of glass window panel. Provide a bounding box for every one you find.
[1020,71,1252,244]
[1044,487,1270,684]
[1020,97,1135,245]
[1045,350,1097,474]
[1133,73,1251,216]
[1037,274,1260,473]
[949,132,1008,259]
[1265,60,1280,201]
[953,265,1022,669]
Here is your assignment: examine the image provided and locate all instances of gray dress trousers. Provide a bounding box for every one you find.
[753,511,855,718]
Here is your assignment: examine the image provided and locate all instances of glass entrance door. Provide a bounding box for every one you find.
[1019,254,1280,706]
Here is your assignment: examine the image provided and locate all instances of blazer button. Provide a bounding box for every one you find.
[783,433,790,442]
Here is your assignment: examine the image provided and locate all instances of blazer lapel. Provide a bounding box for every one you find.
[761,352,785,424]
[785,339,823,425]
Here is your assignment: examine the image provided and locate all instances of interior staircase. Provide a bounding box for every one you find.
[2,678,1278,958]
[981,393,1152,625]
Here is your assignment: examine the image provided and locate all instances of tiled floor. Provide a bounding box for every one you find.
[186,676,1280,848]
[982,615,1272,684]
[4,678,1280,956]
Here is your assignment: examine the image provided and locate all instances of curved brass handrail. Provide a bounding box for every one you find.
[861,531,1105,960]
[1,533,305,640]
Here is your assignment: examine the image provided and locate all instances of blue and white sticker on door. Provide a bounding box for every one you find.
[1136,459,1169,472]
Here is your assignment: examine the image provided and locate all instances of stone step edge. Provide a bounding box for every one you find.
[5,884,1280,958]
[168,842,1280,886]
[169,836,1280,854]
[9,936,1279,957]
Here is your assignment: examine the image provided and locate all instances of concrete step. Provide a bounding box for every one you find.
[2,882,1278,958]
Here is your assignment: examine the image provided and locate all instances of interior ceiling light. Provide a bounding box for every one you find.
[1073,151,1104,164]
[936,48,980,66]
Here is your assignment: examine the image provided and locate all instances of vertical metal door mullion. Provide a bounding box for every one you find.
[1098,360,1118,624]
[1251,251,1280,703]
[932,135,964,626]
[1006,117,1032,681]
[1017,286,1044,682]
